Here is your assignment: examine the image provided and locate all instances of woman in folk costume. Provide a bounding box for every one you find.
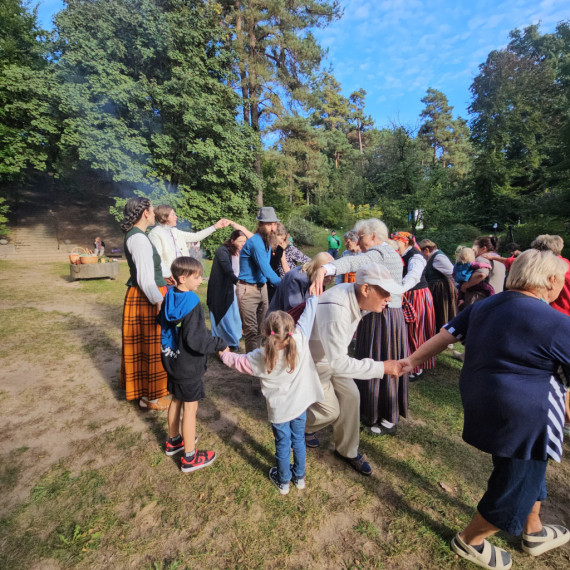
[120,197,169,410]
[391,231,437,380]
[418,239,457,331]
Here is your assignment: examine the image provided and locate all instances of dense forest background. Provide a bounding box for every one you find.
[1,0,569,254]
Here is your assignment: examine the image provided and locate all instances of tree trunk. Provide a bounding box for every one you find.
[234,1,250,125]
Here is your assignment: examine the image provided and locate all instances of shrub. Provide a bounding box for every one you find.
[417,224,481,258]
[0,197,10,237]
[285,215,317,246]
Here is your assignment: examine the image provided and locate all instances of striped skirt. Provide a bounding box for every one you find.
[120,286,168,401]
[404,287,436,373]
[428,278,457,331]
[354,307,409,426]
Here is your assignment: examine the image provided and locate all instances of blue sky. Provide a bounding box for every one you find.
[35,0,568,129]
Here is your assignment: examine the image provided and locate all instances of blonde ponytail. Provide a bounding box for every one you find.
[262,311,298,374]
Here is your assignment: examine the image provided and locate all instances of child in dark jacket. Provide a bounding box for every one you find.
[158,257,227,472]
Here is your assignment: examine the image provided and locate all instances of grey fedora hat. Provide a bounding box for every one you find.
[256,206,280,223]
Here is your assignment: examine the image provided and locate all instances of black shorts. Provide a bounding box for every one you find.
[167,376,204,403]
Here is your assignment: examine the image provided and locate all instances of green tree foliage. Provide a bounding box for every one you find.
[418,88,454,165]
[468,22,570,226]
[221,0,341,204]
[268,114,329,207]
[53,0,257,240]
[0,0,57,179]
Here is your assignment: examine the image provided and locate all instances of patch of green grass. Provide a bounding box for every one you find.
[354,519,380,539]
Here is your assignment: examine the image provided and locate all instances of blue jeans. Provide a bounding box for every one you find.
[328,248,339,259]
[477,456,548,536]
[271,411,306,484]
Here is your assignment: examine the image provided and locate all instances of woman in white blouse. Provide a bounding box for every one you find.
[148,205,233,282]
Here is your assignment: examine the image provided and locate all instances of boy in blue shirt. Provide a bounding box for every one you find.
[158,257,227,472]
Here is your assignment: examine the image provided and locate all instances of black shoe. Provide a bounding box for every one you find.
[334,451,372,476]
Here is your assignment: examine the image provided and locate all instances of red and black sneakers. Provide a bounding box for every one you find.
[165,436,185,456]
[180,450,216,473]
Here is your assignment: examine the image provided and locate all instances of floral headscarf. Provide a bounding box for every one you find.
[391,231,420,250]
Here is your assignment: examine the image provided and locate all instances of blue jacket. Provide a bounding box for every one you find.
[238,233,281,286]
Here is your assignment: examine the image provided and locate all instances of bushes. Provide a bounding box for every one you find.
[0,197,10,237]
[417,224,481,258]
[285,215,318,246]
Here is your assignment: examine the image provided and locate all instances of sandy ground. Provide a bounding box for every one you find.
[2,261,569,569]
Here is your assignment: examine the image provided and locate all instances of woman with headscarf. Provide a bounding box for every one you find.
[391,231,436,380]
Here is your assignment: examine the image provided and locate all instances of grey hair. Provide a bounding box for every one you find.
[530,234,564,256]
[344,230,359,242]
[353,218,389,242]
[506,249,568,292]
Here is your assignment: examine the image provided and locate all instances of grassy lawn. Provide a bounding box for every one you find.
[1,260,569,569]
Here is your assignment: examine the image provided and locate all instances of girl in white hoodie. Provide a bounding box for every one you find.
[220,297,324,495]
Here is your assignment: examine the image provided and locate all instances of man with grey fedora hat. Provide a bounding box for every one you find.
[237,207,282,372]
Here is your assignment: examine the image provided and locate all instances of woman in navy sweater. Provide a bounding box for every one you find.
[400,249,570,570]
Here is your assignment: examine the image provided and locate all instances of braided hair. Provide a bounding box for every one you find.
[121,197,151,233]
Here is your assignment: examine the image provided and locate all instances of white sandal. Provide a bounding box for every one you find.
[522,524,570,556]
[451,533,512,569]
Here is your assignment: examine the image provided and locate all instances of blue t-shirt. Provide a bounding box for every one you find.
[444,291,570,461]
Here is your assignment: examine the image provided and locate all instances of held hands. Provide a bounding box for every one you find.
[218,346,230,359]
[383,358,414,377]
[215,218,231,230]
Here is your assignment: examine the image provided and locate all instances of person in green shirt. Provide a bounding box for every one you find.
[327,230,341,259]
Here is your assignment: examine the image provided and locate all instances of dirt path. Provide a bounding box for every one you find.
[1,261,569,569]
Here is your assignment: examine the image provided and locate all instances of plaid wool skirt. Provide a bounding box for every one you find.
[354,307,409,426]
[404,286,436,373]
[120,286,168,401]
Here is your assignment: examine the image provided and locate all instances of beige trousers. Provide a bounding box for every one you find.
[306,364,361,458]
[236,282,268,353]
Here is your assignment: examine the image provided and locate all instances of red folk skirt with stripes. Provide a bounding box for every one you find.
[404,286,436,373]
[120,286,168,401]
[354,307,409,426]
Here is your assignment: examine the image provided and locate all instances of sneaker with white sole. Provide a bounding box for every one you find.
[289,463,305,489]
[180,450,216,473]
[165,435,199,456]
[269,467,290,495]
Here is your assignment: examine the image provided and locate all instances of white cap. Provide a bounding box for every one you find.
[355,263,404,296]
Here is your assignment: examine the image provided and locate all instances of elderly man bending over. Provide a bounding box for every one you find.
[306,263,404,476]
